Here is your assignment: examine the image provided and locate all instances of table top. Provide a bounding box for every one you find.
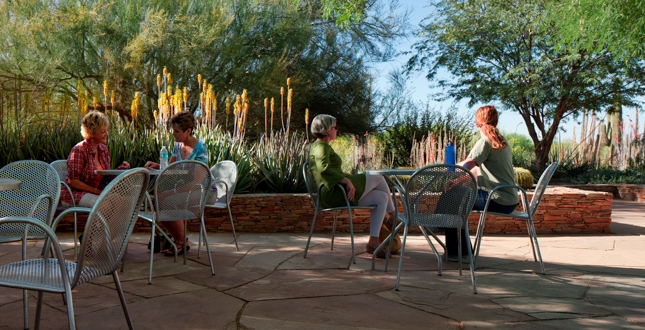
[364,168,418,176]
[0,178,22,191]
[96,169,162,176]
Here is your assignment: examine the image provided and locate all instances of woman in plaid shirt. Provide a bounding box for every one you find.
[60,111,130,208]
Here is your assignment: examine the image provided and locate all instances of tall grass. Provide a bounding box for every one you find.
[255,131,309,193]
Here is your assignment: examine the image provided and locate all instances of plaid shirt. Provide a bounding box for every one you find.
[60,140,111,205]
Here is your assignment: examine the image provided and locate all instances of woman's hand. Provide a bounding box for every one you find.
[117,161,130,170]
[341,178,356,202]
[144,161,160,169]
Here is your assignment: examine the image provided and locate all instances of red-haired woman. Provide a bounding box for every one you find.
[447,105,519,261]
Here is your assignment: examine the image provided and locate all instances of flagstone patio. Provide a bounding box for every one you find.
[0,200,644,329]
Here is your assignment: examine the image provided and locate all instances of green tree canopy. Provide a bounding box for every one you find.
[408,0,645,169]
[0,0,405,136]
[546,0,645,60]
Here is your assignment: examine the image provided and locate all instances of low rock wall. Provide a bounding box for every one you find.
[54,187,612,235]
[561,184,645,202]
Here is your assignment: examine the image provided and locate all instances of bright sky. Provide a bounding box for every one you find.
[369,0,644,141]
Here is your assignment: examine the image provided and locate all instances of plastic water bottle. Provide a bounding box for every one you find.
[445,141,456,172]
[159,146,168,170]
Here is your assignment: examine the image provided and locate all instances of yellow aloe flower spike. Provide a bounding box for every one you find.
[198,74,202,84]
[157,74,161,87]
[203,79,208,92]
[305,108,309,124]
[167,73,171,85]
[93,96,97,109]
[287,88,293,108]
[111,91,115,104]
[271,97,275,112]
[103,80,108,97]
[264,98,268,108]
[287,77,291,87]
[281,87,284,95]
[163,66,168,76]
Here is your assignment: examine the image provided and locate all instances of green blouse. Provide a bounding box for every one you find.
[308,141,366,208]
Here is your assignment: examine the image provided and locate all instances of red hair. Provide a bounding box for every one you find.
[475,106,508,150]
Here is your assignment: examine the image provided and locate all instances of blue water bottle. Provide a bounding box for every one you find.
[445,141,456,172]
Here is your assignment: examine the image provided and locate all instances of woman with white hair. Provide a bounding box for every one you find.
[60,111,130,208]
[308,114,395,257]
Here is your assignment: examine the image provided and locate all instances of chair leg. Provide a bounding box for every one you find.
[526,218,538,261]
[227,204,239,251]
[464,229,478,294]
[200,217,215,275]
[331,210,338,250]
[148,223,156,285]
[120,243,128,273]
[395,225,409,291]
[183,220,188,265]
[113,272,134,330]
[198,218,203,259]
[419,226,442,276]
[24,289,29,330]
[34,291,42,330]
[473,212,487,269]
[458,227,463,276]
[348,209,355,264]
[384,222,404,273]
[303,209,318,258]
[527,214,546,275]
[73,213,78,262]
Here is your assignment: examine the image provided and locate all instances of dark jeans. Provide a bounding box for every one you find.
[445,189,517,257]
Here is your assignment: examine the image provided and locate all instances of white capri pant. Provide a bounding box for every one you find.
[60,193,100,208]
[358,174,395,236]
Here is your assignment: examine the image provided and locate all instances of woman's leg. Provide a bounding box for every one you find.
[358,189,391,249]
[77,193,100,208]
[162,220,186,246]
[360,175,396,220]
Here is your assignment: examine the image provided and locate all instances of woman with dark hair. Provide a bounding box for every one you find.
[308,114,396,257]
[446,105,519,260]
[145,110,208,256]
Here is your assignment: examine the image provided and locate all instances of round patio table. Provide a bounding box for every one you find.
[0,178,21,191]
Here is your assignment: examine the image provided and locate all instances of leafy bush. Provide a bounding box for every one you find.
[505,132,534,169]
[570,168,645,184]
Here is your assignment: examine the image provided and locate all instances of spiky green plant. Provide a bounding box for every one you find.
[255,131,309,193]
[194,125,254,194]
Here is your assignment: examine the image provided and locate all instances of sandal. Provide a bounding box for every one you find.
[365,244,386,258]
[163,242,190,256]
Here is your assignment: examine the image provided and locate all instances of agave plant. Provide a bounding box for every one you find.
[254,131,309,193]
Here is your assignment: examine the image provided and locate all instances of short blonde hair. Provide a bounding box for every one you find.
[80,111,109,139]
[310,114,336,138]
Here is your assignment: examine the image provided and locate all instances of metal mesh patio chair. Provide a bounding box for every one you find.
[0,160,60,242]
[0,160,60,329]
[137,160,213,284]
[471,162,558,275]
[302,161,376,264]
[198,160,239,257]
[50,160,81,259]
[378,164,478,293]
[0,168,149,330]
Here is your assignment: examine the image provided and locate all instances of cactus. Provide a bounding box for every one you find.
[514,167,534,189]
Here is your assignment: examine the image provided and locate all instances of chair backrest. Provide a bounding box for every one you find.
[73,168,149,287]
[404,164,477,228]
[206,160,237,205]
[0,160,60,242]
[154,160,212,222]
[50,160,68,182]
[528,162,558,216]
[302,162,319,207]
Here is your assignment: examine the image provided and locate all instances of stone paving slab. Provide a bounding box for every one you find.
[585,286,645,324]
[226,269,393,301]
[240,294,458,329]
